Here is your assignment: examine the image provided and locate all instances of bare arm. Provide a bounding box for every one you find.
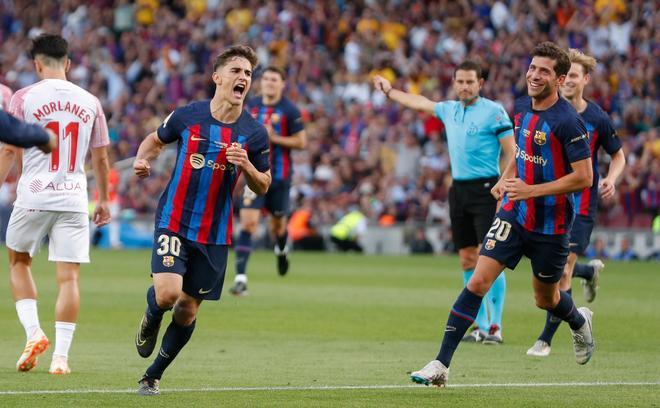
[225,143,272,195]
[505,157,593,201]
[0,144,18,185]
[372,75,437,114]
[133,132,166,178]
[498,136,516,173]
[491,154,517,200]
[91,146,111,226]
[599,148,626,199]
[268,128,307,150]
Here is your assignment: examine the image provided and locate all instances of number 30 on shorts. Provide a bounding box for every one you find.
[156,234,181,256]
[486,217,512,241]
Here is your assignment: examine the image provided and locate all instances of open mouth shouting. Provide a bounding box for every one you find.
[233,83,246,99]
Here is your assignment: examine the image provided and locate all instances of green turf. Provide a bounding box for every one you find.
[0,248,658,406]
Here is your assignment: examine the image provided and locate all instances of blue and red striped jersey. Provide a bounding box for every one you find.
[502,96,591,235]
[247,96,304,182]
[154,101,270,245]
[573,101,622,217]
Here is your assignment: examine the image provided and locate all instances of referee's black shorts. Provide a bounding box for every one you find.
[449,176,499,250]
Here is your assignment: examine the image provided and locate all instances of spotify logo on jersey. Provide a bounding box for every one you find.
[189,153,205,169]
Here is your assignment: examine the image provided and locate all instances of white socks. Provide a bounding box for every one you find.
[53,322,76,359]
[15,299,41,340]
[15,300,76,360]
[235,274,248,284]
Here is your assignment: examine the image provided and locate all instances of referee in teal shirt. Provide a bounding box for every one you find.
[374,61,515,344]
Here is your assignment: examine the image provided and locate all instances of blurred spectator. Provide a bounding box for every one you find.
[288,197,325,251]
[0,0,655,233]
[330,208,366,252]
[612,236,638,261]
[410,226,434,254]
[585,237,609,260]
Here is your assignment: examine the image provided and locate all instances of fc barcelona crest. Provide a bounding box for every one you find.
[163,256,175,267]
[269,113,280,124]
[485,239,496,250]
[534,130,547,145]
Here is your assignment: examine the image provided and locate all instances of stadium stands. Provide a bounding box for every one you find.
[0,0,657,239]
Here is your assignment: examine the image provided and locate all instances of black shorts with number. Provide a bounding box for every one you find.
[151,229,228,300]
[480,209,569,283]
[449,177,499,250]
[241,180,291,217]
[568,214,594,256]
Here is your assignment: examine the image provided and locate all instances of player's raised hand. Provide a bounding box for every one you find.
[599,178,616,199]
[133,158,151,178]
[226,142,249,169]
[37,128,58,154]
[93,201,111,227]
[504,178,535,201]
[373,75,392,95]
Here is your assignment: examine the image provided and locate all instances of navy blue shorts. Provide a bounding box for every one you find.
[151,229,228,300]
[479,210,569,283]
[241,180,290,217]
[568,214,594,256]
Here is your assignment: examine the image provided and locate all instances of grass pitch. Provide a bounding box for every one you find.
[0,248,658,406]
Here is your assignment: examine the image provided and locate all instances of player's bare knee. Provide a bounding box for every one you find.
[271,216,287,235]
[534,294,556,310]
[466,275,489,296]
[460,257,475,271]
[8,251,31,268]
[155,289,180,309]
[172,302,198,326]
[241,220,258,234]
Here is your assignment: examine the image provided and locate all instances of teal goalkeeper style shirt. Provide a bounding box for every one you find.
[434,97,513,181]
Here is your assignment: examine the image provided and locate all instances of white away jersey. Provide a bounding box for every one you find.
[9,79,109,213]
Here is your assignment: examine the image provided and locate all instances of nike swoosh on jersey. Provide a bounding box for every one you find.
[191,136,206,141]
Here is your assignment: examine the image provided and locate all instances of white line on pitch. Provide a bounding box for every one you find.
[0,381,659,395]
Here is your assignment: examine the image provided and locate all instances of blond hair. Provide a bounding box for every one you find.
[568,49,597,75]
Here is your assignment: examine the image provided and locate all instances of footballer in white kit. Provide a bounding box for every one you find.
[6,78,109,261]
[0,34,111,375]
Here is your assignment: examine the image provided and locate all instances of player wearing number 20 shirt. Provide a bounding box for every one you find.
[483,95,591,282]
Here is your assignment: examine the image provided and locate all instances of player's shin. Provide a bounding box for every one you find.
[235,230,252,276]
[146,285,168,325]
[435,288,483,367]
[539,288,572,344]
[547,290,585,330]
[145,317,196,379]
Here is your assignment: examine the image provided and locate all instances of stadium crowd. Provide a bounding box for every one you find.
[0,0,657,239]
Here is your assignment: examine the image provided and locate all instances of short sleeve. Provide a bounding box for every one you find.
[598,116,622,155]
[434,101,451,122]
[286,103,305,135]
[562,115,591,163]
[248,126,271,172]
[90,98,110,148]
[156,109,184,144]
[492,104,514,139]
[8,92,25,119]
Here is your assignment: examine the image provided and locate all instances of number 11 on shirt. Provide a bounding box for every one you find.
[45,120,79,173]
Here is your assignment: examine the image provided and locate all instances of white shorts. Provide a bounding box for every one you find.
[6,207,90,263]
